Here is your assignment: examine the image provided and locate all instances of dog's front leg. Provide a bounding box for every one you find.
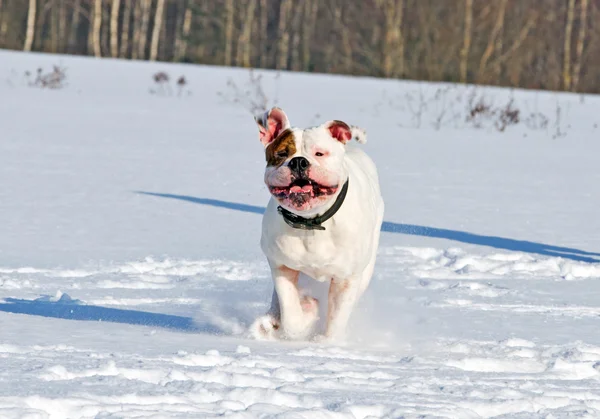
[249,288,282,340]
[271,263,318,340]
[325,277,360,341]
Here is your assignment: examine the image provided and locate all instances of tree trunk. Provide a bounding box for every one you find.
[68,0,81,53]
[58,0,68,52]
[23,0,37,52]
[478,0,508,81]
[88,3,95,53]
[33,0,46,51]
[50,0,59,52]
[395,0,405,77]
[224,0,234,66]
[380,0,404,78]
[110,0,120,57]
[173,1,185,60]
[136,0,151,60]
[149,0,165,61]
[237,0,257,68]
[290,2,302,71]
[132,1,142,59]
[277,0,290,70]
[259,0,268,68]
[102,1,110,54]
[235,0,245,65]
[0,0,4,46]
[92,0,103,57]
[572,0,589,92]
[159,13,167,61]
[563,0,575,90]
[175,5,192,61]
[494,3,505,79]
[330,3,352,74]
[120,0,132,57]
[302,0,318,72]
[459,0,473,83]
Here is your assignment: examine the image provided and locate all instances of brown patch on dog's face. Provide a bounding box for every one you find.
[265,129,296,167]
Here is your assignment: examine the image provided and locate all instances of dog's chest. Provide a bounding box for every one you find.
[267,232,355,281]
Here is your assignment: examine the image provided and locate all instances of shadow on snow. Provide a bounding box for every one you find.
[136,191,600,263]
[0,295,225,334]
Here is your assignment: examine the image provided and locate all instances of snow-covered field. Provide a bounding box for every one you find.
[1,50,600,418]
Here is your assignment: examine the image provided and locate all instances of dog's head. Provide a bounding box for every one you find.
[255,107,366,214]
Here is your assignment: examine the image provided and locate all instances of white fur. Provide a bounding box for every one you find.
[351,126,367,144]
[250,109,384,342]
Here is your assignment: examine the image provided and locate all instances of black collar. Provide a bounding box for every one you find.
[277,179,349,231]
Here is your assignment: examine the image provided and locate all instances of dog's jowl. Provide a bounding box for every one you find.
[250,107,384,341]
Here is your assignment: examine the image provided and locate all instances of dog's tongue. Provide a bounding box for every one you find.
[290,184,313,194]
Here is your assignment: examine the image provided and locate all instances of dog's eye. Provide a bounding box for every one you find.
[315,152,324,157]
[276,151,288,158]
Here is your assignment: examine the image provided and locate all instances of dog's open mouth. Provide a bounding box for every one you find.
[269,178,338,201]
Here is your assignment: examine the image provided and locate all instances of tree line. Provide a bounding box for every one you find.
[0,0,598,94]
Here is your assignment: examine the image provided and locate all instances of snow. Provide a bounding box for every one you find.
[1,49,600,418]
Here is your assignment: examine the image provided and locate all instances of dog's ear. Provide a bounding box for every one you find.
[325,120,353,144]
[325,120,368,145]
[255,107,291,147]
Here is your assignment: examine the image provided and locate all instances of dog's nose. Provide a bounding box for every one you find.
[288,157,309,173]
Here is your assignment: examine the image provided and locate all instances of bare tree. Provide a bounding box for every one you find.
[302,0,319,71]
[67,0,82,53]
[120,0,132,57]
[24,0,37,51]
[572,0,589,92]
[478,0,508,82]
[259,0,268,68]
[181,4,193,59]
[174,2,193,62]
[563,0,576,90]
[33,0,48,51]
[0,0,7,47]
[0,0,4,46]
[378,0,405,78]
[459,0,474,83]
[50,0,60,52]
[149,0,164,61]
[134,0,151,60]
[92,0,103,57]
[486,11,538,76]
[223,0,235,66]
[412,1,463,82]
[329,2,353,73]
[101,0,110,53]
[131,0,142,59]
[290,2,303,71]
[237,0,257,68]
[493,1,507,78]
[277,0,291,69]
[57,0,68,52]
[110,0,120,57]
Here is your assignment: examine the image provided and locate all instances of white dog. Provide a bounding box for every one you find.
[250,107,384,341]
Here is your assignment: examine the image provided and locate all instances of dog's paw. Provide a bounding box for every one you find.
[248,314,281,341]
